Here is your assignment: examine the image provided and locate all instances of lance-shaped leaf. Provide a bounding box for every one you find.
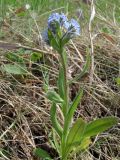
[67,118,86,145]
[48,29,60,52]
[63,89,83,136]
[47,90,63,104]
[50,103,63,138]
[84,117,118,137]
[61,34,70,46]
[52,129,60,155]
[63,118,86,158]
[67,89,83,126]
[34,148,52,160]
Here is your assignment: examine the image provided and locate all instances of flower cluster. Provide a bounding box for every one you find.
[48,13,68,29]
[42,13,80,44]
[64,19,80,36]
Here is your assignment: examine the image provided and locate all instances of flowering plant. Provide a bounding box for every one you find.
[34,13,117,160]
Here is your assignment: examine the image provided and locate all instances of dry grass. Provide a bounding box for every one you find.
[0,2,120,160]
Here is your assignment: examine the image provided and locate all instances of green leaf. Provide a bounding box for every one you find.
[63,118,86,158]
[67,118,86,145]
[47,90,63,103]
[61,35,70,46]
[30,52,42,62]
[67,89,83,127]
[75,137,91,151]
[1,64,28,75]
[48,30,60,52]
[50,103,63,138]
[84,117,118,137]
[70,137,91,156]
[34,148,52,160]
[63,89,83,138]
[62,89,83,158]
[52,129,60,155]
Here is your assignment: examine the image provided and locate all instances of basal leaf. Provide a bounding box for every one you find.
[67,118,86,145]
[70,137,91,156]
[34,148,52,160]
[52,129,60,155]
[84,117,118,137]
[63,118,86,158]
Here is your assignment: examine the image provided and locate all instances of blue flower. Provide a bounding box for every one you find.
[59,13,68,25]
[48,13,60,26]
[48,13,68,31]
[43,13,80,46]
[64,19,80,36]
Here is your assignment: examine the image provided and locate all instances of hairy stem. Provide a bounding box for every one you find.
[60,49,68,116]
[59,48,70,159]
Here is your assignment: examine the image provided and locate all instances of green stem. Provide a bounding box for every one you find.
[59,48,70,159]
[60,49,68,116]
